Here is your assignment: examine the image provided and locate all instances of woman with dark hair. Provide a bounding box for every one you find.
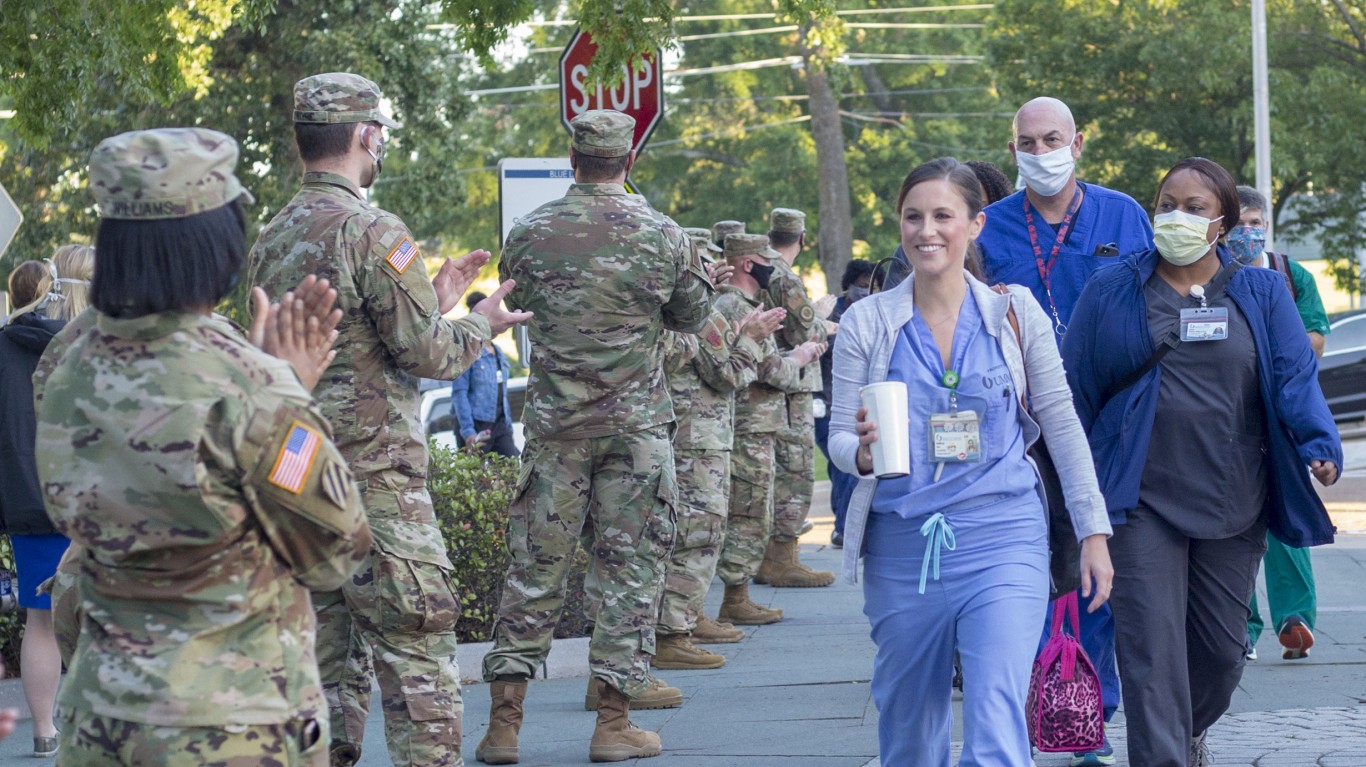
[817,259,875,547]
[830,157,1113,765]
[36,127,369,765]
[1061,157,1340,766]
[873,160,1015,292]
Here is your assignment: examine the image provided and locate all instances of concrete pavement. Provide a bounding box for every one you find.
[3,482,1366,765]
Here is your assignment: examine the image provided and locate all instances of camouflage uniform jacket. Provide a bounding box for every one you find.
[662,310,764,452]
[36,311,371,727]
[500,182,713,440]
[766,259,822,394]
[712,286,804,434]
[248,172,488,564]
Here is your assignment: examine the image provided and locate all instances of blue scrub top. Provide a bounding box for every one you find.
[978,183,1154,346]
[871,290,1040,519]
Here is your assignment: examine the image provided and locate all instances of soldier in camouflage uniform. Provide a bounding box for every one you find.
[651,229,785,667]
[37,128,371,766]
[710,234,826,627]
[754,208,836,588]
[711,220,745,250]
[248,73,529,767]
[477,110,712,765]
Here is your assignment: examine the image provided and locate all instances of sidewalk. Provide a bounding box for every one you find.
[3,487,1366,765]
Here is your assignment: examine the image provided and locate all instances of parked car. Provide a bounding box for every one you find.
[1317,311,1366,422]
[420,376,528,452]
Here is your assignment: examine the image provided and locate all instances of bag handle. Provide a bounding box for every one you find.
[992,284,1028,410]
[1049,591,1081,638]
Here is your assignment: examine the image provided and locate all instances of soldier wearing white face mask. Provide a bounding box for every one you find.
[975,96,1154,767]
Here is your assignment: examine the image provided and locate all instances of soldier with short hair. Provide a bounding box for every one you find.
[710,234,825,628]
[39,127,371,766]
[651,228,786,665]
[248,72,529,767]
[477,109,713,764]
[755,208,836,588]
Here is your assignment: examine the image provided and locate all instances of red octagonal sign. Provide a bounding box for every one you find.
[560,28,664,155]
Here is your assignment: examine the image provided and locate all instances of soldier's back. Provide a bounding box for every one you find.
[501,183,689,440]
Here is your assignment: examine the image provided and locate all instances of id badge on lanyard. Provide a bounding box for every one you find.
[928,369,984,482]
[1180,283,1229,342]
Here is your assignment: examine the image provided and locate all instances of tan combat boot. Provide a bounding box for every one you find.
[651,632,726,670]
[583,674,683,711]
[475,679,527,764]
[753,538,780,584]
[692,615,745,644]
[717,582,783,625]
[763,537,835,588]
[588,679,663,762]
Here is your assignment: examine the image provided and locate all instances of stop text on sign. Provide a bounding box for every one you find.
[559,28,664,155]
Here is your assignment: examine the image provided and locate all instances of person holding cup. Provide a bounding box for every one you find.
[829,157,1114,766]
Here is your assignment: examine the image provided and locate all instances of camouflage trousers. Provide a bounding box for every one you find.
[315,505,463,767]
[772,391,816,541]
[481,426,676,698]
[657,449,730,635]
[58,708,328,766]
[716,431,776,585]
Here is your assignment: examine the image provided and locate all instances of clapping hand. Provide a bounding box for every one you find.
[471,280,534,335]
[434,249,491,315]
[248,275,343,391]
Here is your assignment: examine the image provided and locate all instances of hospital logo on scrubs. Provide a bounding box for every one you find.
[385,237,419,274]
[269,422,322,494]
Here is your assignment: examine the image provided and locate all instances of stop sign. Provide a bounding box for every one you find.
[559,28,663,155]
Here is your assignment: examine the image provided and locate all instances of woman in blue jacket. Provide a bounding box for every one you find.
[1061,157,1340,767]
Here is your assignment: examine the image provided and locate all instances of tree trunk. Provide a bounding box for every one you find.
[804,57,854,293]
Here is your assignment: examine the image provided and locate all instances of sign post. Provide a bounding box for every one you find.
[0,180,22,262]
[559,29,664,156]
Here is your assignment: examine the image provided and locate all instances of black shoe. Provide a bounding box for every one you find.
[830,530,844,548]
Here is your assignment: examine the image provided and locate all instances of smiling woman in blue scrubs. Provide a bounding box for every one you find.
[829,157,1115,767]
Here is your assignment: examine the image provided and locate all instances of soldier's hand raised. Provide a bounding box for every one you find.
[473,279,534,335]
[736,307,785,341]
[706,260,734,287]
[434,249,492,315]
[791,340,826,367]
[249,279,342,392]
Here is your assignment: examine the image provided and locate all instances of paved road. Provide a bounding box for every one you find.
[3,489,1365,765]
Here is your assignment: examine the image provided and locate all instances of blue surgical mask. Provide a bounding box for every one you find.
[1226,225,1266,264]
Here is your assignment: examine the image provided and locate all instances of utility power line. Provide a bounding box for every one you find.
[427,4,994,30]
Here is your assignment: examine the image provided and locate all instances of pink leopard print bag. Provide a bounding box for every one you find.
[1027,592,1104,753]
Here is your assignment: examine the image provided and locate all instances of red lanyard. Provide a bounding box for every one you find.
[1023,187,1083,335]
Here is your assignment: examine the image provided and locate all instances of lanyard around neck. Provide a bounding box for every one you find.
[1023,186,1083,335]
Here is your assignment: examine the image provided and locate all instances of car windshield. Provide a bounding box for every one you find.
[1326,314,1366,355]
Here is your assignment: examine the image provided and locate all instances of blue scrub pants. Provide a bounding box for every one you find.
[863,494,1049,767]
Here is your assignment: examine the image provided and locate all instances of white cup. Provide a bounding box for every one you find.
[860,381,910,478]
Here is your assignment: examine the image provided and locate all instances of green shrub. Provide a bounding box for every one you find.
[428,442,592,643]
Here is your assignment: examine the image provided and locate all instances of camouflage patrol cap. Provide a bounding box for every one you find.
[683,227,723,253]
[570,110,636,158]
[711,220,746,247]
[89,128,255,221]
[294,73,400,128]
[723,233,779,263]
[769,207,806,234]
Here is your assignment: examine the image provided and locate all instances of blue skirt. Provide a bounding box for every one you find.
[10,533,71,610]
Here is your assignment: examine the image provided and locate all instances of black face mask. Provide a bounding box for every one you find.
[750,262,775,290]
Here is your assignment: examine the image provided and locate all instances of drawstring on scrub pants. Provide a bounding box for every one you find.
[918,512,956,594]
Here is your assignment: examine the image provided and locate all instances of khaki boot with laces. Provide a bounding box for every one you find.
[717,582,783,625]
[652,632,726,670]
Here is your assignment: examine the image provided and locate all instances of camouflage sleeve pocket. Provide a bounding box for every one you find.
[245,407,361,532]
[366,228,440,319]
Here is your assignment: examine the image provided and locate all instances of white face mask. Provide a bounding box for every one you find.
[1153,210,1221,266]
[1014,142,1076,197]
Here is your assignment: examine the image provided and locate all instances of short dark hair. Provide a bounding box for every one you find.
[7,260,48,312]
[1236,184,1267,214]
[294,122,359,163]
[466,291,487,311]
[840,259,875,291]
[966,160,1013,207]
[92,198,247,318]
[768,230,803,249]
[1154,157,1241,237]
[571,149,630,183]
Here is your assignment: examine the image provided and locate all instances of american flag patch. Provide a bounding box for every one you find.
[386,237,419,274]
[268,422,322,494]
